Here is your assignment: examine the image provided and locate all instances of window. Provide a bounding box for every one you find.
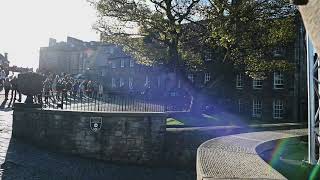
[178,80,181,88]
[112,78,116,88]
[188,74,194,83]
[253,79,263,89]
[129,77,133,89]
[109,47,114,54]
[238,99,243,113]
[120,59,125,68]
[273,47,285,57]
[274,72,284,89]
[119,77,125,87]
[145,75,150,88]
[157,77,161,88]
[236,74,243,89]
[273,100,284,119]
[130,59,134,67]
[204,51,213,61]
[170,91,178,97]
[111,61,116,69]
[252,99,262,118]
[204,73,211,83]
[101,69,106,77]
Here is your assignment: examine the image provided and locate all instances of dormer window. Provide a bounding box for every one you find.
[273,47,285,57]
[204,51,213,61]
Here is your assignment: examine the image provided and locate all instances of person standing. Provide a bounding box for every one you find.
[52,75,59,101]
[98,83,103,98]
[10,76,21,102]
[0,69,6,86]
[4,78,11,100]
[43,77,51,104]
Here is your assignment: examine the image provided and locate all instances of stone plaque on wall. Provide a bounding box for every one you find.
[90,117,102,132]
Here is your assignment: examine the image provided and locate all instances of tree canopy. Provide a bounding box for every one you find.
[90,0,298,78]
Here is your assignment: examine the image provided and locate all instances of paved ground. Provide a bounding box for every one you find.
[0,94,194,180]
[196,129,307,180]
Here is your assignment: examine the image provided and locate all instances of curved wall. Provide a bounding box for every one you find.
[12,108,166,165]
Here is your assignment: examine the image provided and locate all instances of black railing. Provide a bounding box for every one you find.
[39,91,168,112]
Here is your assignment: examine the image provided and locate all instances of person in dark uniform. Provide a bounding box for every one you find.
[10,76,21,102]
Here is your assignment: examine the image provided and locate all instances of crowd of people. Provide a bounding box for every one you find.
[0,67,22,102]
[42,73,104,104]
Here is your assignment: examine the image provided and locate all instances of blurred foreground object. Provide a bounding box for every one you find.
[291,0,308,5]
[294,0,320,53]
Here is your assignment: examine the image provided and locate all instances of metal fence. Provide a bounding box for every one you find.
[40,92,167,112]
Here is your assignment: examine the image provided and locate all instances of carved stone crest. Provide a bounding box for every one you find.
[90,117,102,132]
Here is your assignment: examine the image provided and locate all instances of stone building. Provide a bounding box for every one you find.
[38,17,307,122]
[39,37,99,75]
[0,53,10,67]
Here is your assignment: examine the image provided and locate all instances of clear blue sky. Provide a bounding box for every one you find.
[0,0,99,69]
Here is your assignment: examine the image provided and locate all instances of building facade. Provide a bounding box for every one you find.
[39,37,99,75]
[38,18,307,122]
[0,53,10,68]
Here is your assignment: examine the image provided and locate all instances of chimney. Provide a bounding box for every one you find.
[4,53,8,61]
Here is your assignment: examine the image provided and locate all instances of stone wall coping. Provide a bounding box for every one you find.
[15,108,167,117]
[196,129,307,180]
[167,123,305,132]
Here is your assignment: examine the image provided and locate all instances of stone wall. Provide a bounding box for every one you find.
[164,123,306,169]
[12,108,166,165]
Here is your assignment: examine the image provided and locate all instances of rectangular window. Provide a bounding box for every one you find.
[273,100,284,119]
[119,77,125,87]
[120,59,125,68]
[101,69,106,77]
[145,75,150,88]
[157,77,161,88]
[111,61,116,69]
[178,80,181,88]
[274,72,284,89]
[130,59,134,67]
[188,74,194,83]
[112,78,116,88]
[129,77,133,89]
[204,73,211,83]
[253,79,263,89]
[236,74,243,89]
[238,99,243,113]
[252,99,262,118]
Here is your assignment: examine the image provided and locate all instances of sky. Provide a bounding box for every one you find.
[0,0,99,69]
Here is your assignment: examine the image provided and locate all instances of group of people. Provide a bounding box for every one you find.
[1,73,22,102]
[42,73,104,104]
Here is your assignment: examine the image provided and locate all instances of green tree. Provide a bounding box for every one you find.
[205,0,297,79]
[90,0,205,111]
[90,0,298,112]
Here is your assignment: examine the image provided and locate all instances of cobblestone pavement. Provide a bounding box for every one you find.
[197,128,307,180]
[0,95,195,180]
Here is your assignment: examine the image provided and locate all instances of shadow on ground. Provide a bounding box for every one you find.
[0,133,195,180]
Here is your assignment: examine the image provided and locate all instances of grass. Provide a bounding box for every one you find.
[166,112,248,127]
[166,111,295,127]
[166,118,184,126]
[260,137,320,180]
